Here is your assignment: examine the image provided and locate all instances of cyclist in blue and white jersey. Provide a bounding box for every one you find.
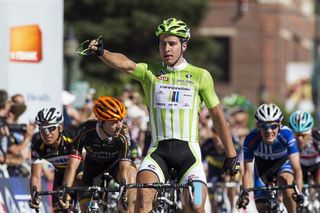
[289,111,320,187]
[237,103,303,213]
[88,17,240,213]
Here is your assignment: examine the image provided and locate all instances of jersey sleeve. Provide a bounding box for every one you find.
[281,128,299,155]
[132,63,148,83]
[70,125,85,160]
[199,69,220,109]
[243,131,256,161]
[30,134,43,164]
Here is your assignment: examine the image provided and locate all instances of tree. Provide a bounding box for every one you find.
[64,0,223,97]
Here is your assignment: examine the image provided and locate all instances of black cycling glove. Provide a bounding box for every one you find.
[95,38,104,56]
[223,155,240,176]
[29,196,40,209]
[236,190,249,209]
[292,193,305,206]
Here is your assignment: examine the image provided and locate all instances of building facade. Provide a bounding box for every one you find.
[199,0,315,107]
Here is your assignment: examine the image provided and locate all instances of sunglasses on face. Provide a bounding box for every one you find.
[258,123,280,131]
[40,125,58,134]
[294,133,310,140]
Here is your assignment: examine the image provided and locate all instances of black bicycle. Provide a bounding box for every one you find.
[118,169,194,213]
[207,181,238,213]
[298,162,320,213]
[237,183,301,213]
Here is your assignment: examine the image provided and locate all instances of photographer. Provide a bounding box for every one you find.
[0,90,11,177]
[5,94,35,177]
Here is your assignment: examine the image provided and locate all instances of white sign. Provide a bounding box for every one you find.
[0,0,64,123]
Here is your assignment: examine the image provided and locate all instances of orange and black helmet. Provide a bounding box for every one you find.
[93,96,127,121]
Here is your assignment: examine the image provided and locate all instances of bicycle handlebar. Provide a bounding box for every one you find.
[242,183,300,194]
[237,182,302,210]
[36,185,119,197]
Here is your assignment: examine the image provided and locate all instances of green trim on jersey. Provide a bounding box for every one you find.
[132,61,220,144]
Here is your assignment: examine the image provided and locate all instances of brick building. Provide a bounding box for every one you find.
[198,0,315,106]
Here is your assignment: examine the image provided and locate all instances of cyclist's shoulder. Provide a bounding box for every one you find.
[312,128,320,141]
[135,62,162,72]
[31,132,43,148]
[278,125,295,139]
[61,130,74,143]
[244,128,260,142]
[76,119,97,132]
[186,63,207,72]
[74,119,97,139]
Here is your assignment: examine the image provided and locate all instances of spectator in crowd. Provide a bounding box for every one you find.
[78,88,96,122]
[5,94,35,177]
[198,107,213,145]
[62,90,81,132]
[125,91,149,156]
[121,84,134,108]
[0,90,10,177]
[0,90,11,136]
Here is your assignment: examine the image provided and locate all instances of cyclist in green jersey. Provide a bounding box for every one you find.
[88,17,240,213]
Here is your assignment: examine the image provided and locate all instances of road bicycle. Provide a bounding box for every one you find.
[237,183,301,213]
[118,168,195,213]
[298,162,320,213]
[207,181,238,213]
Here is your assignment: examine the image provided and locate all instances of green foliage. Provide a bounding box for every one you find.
[64,0,224,96]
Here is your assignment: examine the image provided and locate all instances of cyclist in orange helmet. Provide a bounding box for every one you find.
[60,96,137,213]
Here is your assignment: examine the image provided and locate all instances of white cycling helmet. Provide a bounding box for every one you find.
[35,107,64,127]
[255,103,283,122]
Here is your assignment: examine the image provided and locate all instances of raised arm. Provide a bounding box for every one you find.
[89,39,136,74]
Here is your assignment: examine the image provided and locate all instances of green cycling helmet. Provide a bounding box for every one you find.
[155,18,190,40]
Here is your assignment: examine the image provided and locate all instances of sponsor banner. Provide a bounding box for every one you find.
[0,0,64,123]
[10,24,42,63]
[0,177,52,213]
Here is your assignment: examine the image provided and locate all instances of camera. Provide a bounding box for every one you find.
[8,124,27,133]
[0,119,26,133]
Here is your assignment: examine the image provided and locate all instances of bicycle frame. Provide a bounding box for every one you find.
[207,181,238,213]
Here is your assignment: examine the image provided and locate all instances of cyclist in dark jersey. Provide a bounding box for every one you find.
[60,96,136,213]
[29,108,83,212]
[201,127,242,213]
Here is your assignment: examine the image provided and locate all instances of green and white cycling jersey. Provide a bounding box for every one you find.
[132,59,220,144]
